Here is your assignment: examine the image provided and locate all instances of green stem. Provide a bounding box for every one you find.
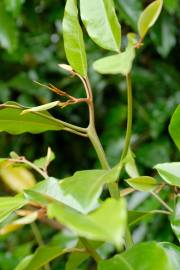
[80,237,101,263]
[85,78,119,199]
[31,223,51,270]
[151,191,173,213]
[125,227,134,249]
[9,158,48,179]
[119,73,134,247]
[120,73,133,162]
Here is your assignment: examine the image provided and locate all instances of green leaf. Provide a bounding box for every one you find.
[0,2,18,52]
[66,252,89,270]
[25,167,119,214]
[63,0,87,76]
[98,241,175,270]
[48,198,127,248]
[125,176,158,192]
[14,246,67,270]
[154,162,180,187]
[93,34,135,75]
[0,211,38,235]
[169,105,180,151]
[0,160,36,193]
[161,242,180,270]
[80,0,121,52]
[128,210,168,227]
[0,102,64,134]
[138,0,163,39]
[33,147,55,170]
[171,197,180,242]
[0,195,27,223]
[14,255,34,270]
[21,101,60,115]
[124,150,139,178]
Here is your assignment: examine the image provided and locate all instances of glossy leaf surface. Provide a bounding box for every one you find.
[0,102,64,134]
[124,150,139,178]
[161,242,180,270]
[169,105,180,151]
[98,241,175,270]
[15,246,67,270]
[138,0,163,39]
[93,35,135,75]
[25,167,119,214]
[48,198,126,247]
[0,195,27,222]
[125,176,158,191]
[0,211,38,235]
[63,0,87,76]
[171,197,180,242]
[154,162,180,187]
[80,0,121,52]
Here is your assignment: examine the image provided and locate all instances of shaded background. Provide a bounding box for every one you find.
[0,0,180,269]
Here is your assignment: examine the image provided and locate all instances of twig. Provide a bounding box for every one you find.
[8,157,48,179]
[150,191,173,213]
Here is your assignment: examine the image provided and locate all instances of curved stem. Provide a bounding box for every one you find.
[118,73,134,247]
[80,237,101,263]
[151,191,173,213]
[120,73,133,162]
[84,78,120,199]
[64,127,88,137]
[9,158,48,179]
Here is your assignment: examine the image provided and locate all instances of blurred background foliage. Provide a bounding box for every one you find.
[0,0,180,269]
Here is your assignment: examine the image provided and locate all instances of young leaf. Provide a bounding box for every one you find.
[63,0,87,76]
[48,198,127,248]
[0,161,36,192]
[125,176,158,192]
[124,150,139,178]
[169,105,180,151]
[138,0,163,39]
[170,197,180,242]
[0,195,27,223]
[25,167,119,214]
[0,102,64,134]
[80,0,121,52]
[128,210,168,227]
[33,147,55,170]
[128,210,154,227]
[154,162,180,187]
[21,101,60,115]
[93,34,135,75]
[0,211,38,235]
[14,246,68,270]
[98,241,176,270]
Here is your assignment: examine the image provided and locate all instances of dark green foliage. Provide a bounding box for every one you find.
[0,0,180,269]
